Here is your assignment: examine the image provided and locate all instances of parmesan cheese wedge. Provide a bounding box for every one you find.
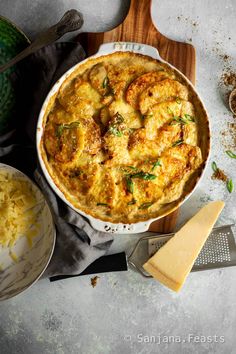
[143,201,225,292]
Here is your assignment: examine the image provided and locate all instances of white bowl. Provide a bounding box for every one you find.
[37,42,210,234]
[0,164,56,301]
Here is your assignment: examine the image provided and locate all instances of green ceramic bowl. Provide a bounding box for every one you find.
[0,16,30,134]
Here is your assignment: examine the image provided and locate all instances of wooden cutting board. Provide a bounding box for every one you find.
[77,0,196,233]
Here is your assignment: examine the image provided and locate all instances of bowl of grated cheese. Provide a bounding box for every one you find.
[0,163,56,301]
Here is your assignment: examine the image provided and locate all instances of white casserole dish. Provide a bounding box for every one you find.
[36,42,210,234]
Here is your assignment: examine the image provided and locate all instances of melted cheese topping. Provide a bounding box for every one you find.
[41,52,209,223]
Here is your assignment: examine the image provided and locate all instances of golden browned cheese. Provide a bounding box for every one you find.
[41,52,209,223]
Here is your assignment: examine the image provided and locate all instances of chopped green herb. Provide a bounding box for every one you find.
[126,177,134,194]
[211,161,218,172]
[116,112,124,123]
[108,126,123,137]
[128,199,136,205]
[110,87,115,95]
[227,179,234,193]
[127,166,137,170]
[169,116,185,125]
[131,171,157,180]
[142,113,154,120]
[184,114,195,122]
[97,203,108,206]
[226,150,236,159]
[170,114,195,125]
[176,97,181,104]
[56,121,80,138]
[167,106,173,115]
[56,125,64,138]
[102,76,109,89]
[151,160,161,171]
[172,139,183,147]
[139,202,153,210]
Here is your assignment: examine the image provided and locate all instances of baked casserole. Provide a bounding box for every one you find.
[40,52,209,223]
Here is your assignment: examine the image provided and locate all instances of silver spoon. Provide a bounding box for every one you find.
[0,9,84,74]
[229,88,236,115]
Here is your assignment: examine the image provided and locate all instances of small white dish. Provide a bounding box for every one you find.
[0,163,56,301]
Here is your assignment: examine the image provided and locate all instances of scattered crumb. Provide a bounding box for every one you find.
[219,54,230,62]
[221,71,236,87]
[176,15,198,28]
[221,122,236,150]
[212,168,228,182]
[188,37,192,42]
[91,276,99,288]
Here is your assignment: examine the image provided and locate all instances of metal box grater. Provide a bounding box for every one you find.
[128,225,236,277]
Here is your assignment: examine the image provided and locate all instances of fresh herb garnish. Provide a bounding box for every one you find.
[211,161,218,172]
[151,160,161,171]
[142,113,154,120]
[56,121,80,138]
[127,166,137,170]
[139,202,153,210]
[227,179,234,193]
[184,114,195,122]
[226,150,236,159]
[108,126,123,137]
[131,171,157,180]
[116,112,124,123]
[102,76,109,89]
[167,106,173,115]
[169,116,185,125]
[170,114,195,125]
[102,76,114,95]
[97,203,108,206]
[108,112,124,136]
[126,177,134,194]
[172,139,183,147]
[128,199,136,205]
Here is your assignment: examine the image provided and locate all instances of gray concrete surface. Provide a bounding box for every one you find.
[0,0,236,353]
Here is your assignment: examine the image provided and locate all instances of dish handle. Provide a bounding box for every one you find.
[88,216,153,234]
[96,42,163,61]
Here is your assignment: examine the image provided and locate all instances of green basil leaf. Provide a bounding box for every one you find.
[108,126,123,137]
[138,202,153,210]
[131,172,157,180]
[116,112,124,123]
[226,179,234,193]
[102,76,109,89]
[167,107,173,115]
[56,121,80,138]
[172,139,183,147]
[226,150,236,159]
[184,114,195,122]
[211,161,218,172]
[128,199,136,205]
[127,166,137,170]
[126,177,134,194]
[151,160,161,171]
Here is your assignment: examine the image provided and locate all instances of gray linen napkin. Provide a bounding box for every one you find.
[0,42,114,277]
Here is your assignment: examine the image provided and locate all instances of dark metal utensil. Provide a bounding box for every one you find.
[0,9,84,74]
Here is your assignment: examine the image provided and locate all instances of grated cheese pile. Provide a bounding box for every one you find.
[0,170,38,248]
